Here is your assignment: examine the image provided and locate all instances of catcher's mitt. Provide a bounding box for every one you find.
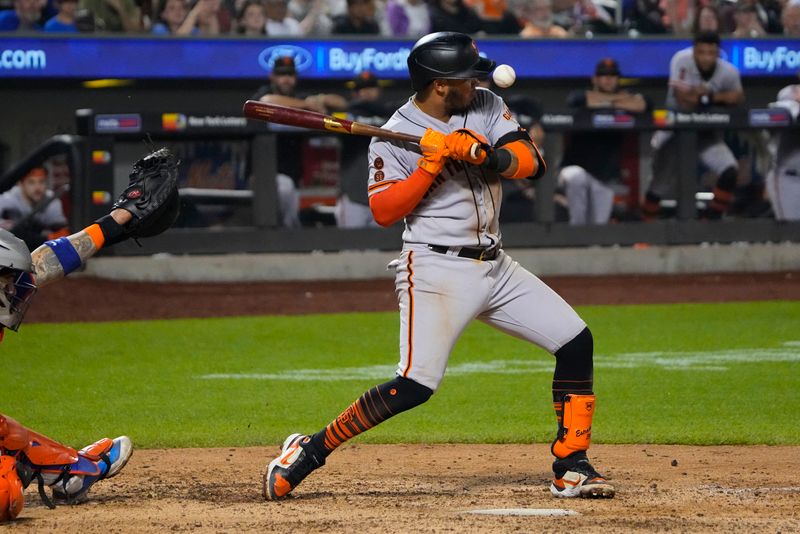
[113,147,180,240]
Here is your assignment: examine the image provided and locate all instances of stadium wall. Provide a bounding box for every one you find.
[81,241,800,282]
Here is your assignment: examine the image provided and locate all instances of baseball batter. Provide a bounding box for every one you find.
[0,149,179,522]
[644,31,745,220]
[264,32,614,500]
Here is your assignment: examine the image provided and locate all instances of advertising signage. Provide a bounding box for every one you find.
[0,36,797,80]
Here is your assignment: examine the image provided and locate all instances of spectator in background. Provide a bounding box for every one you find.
[79,0,141,31]
[465,0,521,33]
[630,0,668,33]
[783,1,800,36]
[335,71,392,228]
[152,0,193,33]
[37,0,59,27]
[662,0,695,34]
[691,3,720,33]
[43,153,72,220]
[288,0,333,35]
[732,2,766,36]
[564,0,617,34]
[0,0,43,30]
[559,58,649,225]
[153,0,220,34]
[252,56,347,227]
[760,0,784,33]
[720,0,777,35]
[43,0,78,31]
[765,80,800,220]
[189,0,222,34]
[428,0,483,33]
[516,0,569,37]
[331,0,379,34]
[236,0,265,34]
[382,0,430,37]
[0,168,68,250]
[644,32,745,220]
[264,0,301,35]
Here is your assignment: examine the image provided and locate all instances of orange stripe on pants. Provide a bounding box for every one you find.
[401,251,415,377]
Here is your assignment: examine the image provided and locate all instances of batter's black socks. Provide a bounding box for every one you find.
[311,376,433,456]
[552,327,594,426]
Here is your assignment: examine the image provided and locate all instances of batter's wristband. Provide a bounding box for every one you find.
[482,148,511,172]
[95,214,128,246]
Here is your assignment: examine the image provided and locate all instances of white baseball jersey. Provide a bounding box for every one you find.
[766,84,800,221]
[666,48,742,111]
[367,87,586,391]
[368,88,518,248]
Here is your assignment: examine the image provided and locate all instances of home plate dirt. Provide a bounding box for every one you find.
[464,508,580,516]
[15,444,800,533]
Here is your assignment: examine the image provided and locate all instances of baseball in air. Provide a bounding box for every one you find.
[492,64,516,88]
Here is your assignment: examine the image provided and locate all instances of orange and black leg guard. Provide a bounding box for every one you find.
[310,376,433,456]
[551,328,595,458]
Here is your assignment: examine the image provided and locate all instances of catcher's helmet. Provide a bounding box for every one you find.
[407,32,496,92]
[0,229,36,333]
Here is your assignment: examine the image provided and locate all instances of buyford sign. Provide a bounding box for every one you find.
[0,37,797,79]
[741,45,800,73]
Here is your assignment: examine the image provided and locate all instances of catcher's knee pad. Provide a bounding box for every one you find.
[551,394,596,459]
[0,455,24,522]
[0,414,30,453]
[19,429,79,468]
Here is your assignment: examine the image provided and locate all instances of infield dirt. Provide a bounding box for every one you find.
[14,271,800,532]
[13,444,800,532]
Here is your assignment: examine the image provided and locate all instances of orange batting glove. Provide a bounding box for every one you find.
[444,129,488,165]
[418,128,449,175]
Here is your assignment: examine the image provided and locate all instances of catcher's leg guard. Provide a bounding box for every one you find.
[551,394,595,459]
[2,414,130,505]
[51,436,133,503]
[0,455,24,522]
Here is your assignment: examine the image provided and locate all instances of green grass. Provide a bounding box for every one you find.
[4,301,799,448]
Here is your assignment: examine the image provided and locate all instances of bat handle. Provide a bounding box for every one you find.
[469,143,481,160]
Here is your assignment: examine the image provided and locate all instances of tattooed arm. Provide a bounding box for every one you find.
[31,209,132,288]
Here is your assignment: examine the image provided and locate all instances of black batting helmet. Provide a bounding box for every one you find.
[407,32,496,92]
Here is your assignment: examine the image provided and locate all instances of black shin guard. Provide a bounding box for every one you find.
[312,376,433,455]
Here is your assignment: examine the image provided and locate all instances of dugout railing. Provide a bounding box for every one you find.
[65,106,800,256]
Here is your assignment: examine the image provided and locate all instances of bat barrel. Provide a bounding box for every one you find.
[243,99,422,146]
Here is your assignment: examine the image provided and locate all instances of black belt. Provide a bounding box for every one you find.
[427,244,499,261]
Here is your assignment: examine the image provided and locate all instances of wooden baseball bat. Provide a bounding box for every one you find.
[242,100,482,158]
[243,99,420,143]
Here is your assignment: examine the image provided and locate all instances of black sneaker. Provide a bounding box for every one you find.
[263,434,325,500]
